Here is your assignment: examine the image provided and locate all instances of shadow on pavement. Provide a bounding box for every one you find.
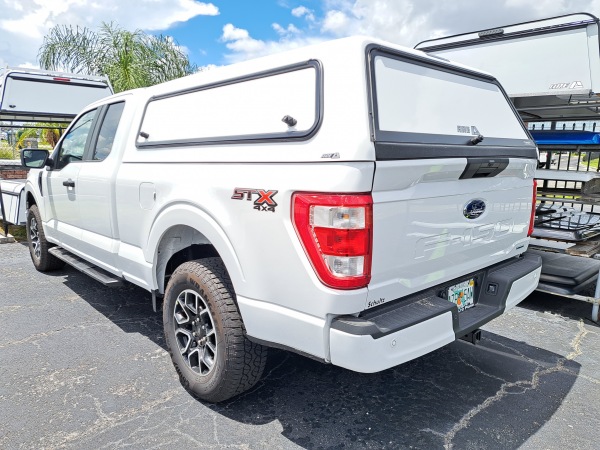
[59,266,580,449]
[518,291,600,327]
[59,265,166,349]
[214,336,580,449]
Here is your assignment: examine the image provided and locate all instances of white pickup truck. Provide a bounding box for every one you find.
[21,36,542,402]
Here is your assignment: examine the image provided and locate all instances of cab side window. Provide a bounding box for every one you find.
[92,102,125,161]
[56,109,97,170]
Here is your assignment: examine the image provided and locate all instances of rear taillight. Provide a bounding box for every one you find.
[527,179,537,237]
[292,193,373,290]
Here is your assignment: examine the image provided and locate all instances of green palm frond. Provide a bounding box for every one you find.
[38,22,196,92]
[14,123,64,150]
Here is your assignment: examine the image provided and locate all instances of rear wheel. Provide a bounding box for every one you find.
[163,258,267,402]
[26,205,65,272]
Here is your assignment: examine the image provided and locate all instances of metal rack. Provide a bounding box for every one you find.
[413,12,600,321]
[530,144,600,321]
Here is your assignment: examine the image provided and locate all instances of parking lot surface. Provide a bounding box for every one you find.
[1,242,599,449]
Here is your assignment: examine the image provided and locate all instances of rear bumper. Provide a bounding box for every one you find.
[329,252,542,373]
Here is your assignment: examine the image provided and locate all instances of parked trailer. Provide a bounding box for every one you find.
[0,68,114,235]
[415,13,600,120]
[415,13,600,322]
[0,67,113,124]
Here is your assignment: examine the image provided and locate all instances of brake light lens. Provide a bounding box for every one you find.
[527,179,537,237]
[293,193,373,289]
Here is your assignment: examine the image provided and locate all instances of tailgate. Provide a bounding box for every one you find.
[364,45,538,308]
[367,158,535,306]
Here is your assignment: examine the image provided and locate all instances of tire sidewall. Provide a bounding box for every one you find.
[26,206,43,270]
[163,266,229,398]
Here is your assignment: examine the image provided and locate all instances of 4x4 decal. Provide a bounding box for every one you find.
[231,188,278,212]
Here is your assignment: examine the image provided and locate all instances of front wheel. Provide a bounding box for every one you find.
[26,205,65,272]
[163,258,267,402]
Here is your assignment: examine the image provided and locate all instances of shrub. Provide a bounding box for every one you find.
[0,147,15,159]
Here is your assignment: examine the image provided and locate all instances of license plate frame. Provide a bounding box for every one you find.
[447,278,475,312]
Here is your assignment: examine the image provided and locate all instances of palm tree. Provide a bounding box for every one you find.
[15,123,63,150]
[38,22,197,92]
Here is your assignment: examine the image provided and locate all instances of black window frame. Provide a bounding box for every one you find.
[52,107,100,170]
[51,100,126,169]
[135,59,323,149]
[366,44,538,161]
[88,101,126,162]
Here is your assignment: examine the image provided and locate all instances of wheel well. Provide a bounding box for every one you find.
[156,225,219,294]
[26,192,36,208]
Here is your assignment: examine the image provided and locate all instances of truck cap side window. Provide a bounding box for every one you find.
[55,108,98,170]
[136,61,322,147]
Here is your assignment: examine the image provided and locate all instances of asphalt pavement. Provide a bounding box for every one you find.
[1,242,599,449]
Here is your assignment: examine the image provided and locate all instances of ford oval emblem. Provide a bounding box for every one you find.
[463,199,486,220]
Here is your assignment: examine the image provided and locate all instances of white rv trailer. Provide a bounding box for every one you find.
[415,13,600,122]
[416,13,600,322]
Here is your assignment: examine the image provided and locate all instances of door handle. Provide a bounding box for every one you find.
[63,179,75,188]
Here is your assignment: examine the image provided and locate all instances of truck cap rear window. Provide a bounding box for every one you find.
[368,47,536,159]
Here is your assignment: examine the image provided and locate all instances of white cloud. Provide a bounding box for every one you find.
[291,6,316,22]
[0,0,219,67]
[321,10,350,34]
[316,0,600,47]
[221,23,251,42]
[272,22,301,37]
[221,23,265,53]
[220,1,600,70]
[8,0,600,73]
[16,62,40,69]
[197,63,219,72]
[220,23,324,63]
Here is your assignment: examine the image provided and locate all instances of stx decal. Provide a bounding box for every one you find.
[231,188,279,212]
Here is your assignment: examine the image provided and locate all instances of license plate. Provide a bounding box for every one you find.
[447,279,475,312]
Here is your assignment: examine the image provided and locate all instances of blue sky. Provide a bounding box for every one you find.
[168,1,323,67]
[3,0,600,70]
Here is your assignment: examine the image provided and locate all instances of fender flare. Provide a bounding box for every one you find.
[145,202,245,293]
[23,176,43,217]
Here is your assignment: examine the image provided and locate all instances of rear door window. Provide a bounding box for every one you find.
[92,102,125,161]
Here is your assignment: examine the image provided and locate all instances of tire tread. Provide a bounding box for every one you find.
[27,205,65,272]
[165,257,267,402]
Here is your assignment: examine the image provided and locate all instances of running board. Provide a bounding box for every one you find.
[48,247,123,287]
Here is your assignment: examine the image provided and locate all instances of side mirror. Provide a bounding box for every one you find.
[21,149,50,169]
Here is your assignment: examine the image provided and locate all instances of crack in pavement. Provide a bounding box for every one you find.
[39,388,184,449]
[566,320,588,361]
[95,399,194,449]
[422,319,592,450]
[0,322,113,349]
[213,415,220,445]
